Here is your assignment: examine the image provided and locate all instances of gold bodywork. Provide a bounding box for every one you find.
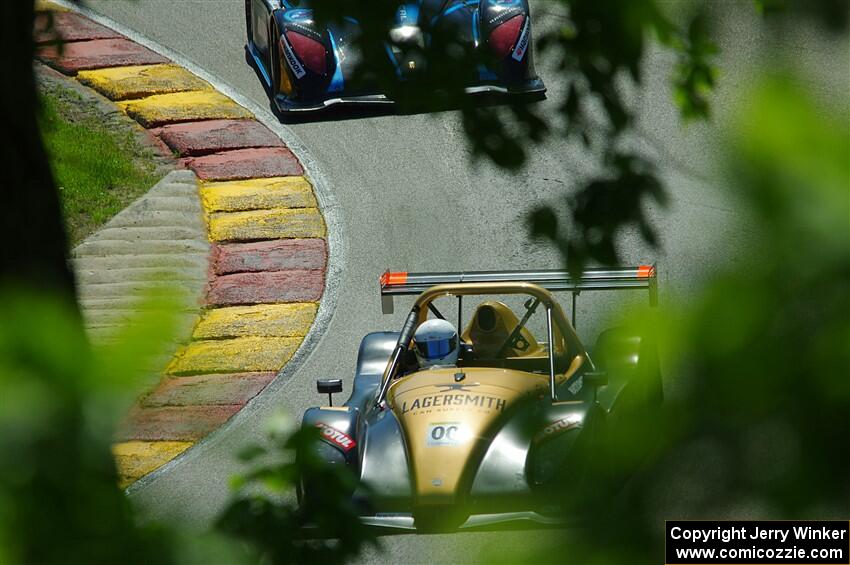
[388,361,583,504]
[381,281,587,505]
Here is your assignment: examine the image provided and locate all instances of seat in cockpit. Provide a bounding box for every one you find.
[461,301,543,359]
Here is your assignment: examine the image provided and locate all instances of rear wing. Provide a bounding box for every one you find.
[379,265,658,320]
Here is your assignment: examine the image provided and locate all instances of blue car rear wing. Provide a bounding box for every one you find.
[379,266,658,320]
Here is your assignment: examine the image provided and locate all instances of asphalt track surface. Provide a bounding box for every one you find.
[80,1,848,562]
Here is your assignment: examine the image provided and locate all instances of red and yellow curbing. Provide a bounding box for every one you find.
[77,64,213,100]
[36,3,328,488]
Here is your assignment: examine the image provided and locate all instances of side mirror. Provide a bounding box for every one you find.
[583,371,608,402]
[317,378,343,406]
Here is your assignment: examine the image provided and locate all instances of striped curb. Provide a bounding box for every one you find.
[182,147,305,181]
[78,64,213,100]
[119,91,254,128]
[36,5,329,488]
[141,373,277,407]
[157,119,286,156]
[35,9,121,43]
[40,38,170,74]
[111,441,194,487]
[200,177,315,211]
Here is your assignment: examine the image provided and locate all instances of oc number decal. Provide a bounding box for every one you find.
[427,422,463,446]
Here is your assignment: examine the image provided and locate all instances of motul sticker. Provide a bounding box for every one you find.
[281,37,306,79]
[512,17,530,61]
[316,423,356,452]
[533,416,580,444]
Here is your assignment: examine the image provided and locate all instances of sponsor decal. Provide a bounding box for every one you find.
[533,416,580,444]
[400,392,506,414]
[427,422,464,447]
[316,423,356,452]
[281,36,307,79]
[512,17,530,61]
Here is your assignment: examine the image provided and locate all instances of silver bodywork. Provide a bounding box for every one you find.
[300,269,662,531]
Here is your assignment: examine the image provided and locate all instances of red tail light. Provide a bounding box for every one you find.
[285,31,327,75]
[488,15,524,59]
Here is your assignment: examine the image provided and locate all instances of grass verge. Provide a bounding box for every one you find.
[39,82,162,246]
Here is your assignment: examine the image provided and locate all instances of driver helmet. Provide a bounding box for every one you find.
[413,319,460,368]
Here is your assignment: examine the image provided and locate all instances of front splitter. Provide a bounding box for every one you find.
[273,79,547,113]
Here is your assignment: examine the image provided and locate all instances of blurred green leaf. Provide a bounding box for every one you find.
[0,289,178,564]
[217,425,379,565]
[237,444,267,463]
[488,71,850,565]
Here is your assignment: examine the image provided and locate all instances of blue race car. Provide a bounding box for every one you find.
[245,0,546,112]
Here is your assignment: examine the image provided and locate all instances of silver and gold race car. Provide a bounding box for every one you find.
[245,0,546,112]
[299,267,661,531]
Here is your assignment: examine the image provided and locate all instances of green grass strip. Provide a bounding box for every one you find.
[39,84,161,247]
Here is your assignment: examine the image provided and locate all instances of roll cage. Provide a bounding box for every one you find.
[374,266,658,408]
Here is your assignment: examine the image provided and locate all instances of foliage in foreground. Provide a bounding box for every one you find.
[0,292,177,564]
[1,3,846,565]
[0,295,376,563]
[217,421,379,565]
[482,75,850,564]
[215,73,848,565]
[0,285,370,564]
[0,287,258,564]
